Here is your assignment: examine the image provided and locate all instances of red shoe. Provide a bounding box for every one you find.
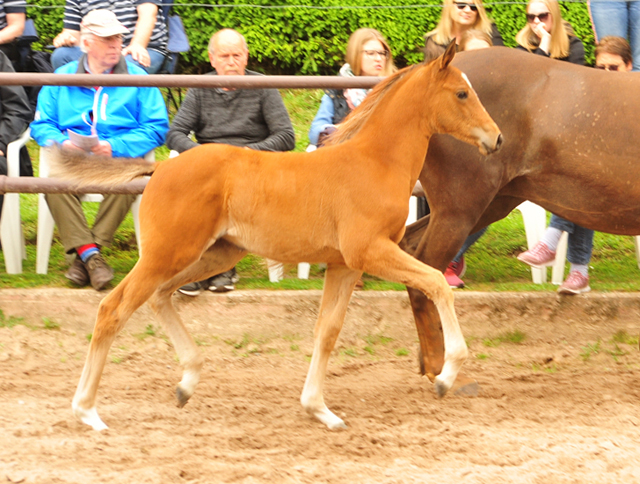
[558,271,590,295]
[449,255,466,278]
[444,267,464,289]
[517,241,556,268]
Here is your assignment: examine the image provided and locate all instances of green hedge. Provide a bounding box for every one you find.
[26,0,596,74]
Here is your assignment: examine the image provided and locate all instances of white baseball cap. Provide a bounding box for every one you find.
[80,9,129,37]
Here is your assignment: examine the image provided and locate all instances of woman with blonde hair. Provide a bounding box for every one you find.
[424,0,503,62]
[308,28,396,146]
[515,0,585,64]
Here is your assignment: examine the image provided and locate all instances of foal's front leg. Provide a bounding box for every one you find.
[360,239,468,397]
[300,264,362,429]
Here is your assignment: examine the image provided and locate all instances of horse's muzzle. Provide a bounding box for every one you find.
[482,132,503,155]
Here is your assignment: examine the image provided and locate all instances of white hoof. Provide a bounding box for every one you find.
[307,406,347,430]
[73,405,109,431]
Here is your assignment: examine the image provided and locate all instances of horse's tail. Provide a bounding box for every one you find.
[47,145,158,186]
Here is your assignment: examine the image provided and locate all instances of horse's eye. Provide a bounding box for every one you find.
[456,90,468,100]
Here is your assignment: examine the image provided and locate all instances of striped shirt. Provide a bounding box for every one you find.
[62,0,167,52]
[0,0,26,31]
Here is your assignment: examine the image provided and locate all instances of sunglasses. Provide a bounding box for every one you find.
[454,2,478,12]
[526,12,550,22]
[595,64,622,71]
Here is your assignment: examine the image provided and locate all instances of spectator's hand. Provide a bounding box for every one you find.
[531,22,550,42]
[62,139,85,151]
[91,141,112,157]
[317,125,338,148]
[0,149,5,156]
[53,30,79,48]
[122,43,150,68]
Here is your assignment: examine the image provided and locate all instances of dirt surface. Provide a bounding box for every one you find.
[1,288,640,484]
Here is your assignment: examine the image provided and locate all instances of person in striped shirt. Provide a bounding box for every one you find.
[51,0,167,74]
[0,0,26,64]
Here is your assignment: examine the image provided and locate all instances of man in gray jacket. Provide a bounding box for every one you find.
[167,28,295,296]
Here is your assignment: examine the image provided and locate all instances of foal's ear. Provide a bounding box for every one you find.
[439,41,456,70]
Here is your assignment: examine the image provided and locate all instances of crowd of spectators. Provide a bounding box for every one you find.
[0,0,635,294]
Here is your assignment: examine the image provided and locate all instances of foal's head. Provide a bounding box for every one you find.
[424,41,502,155]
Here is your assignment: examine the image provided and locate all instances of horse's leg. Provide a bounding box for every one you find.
[361,239,468,396]
[300,264,362,430]
[148,239,248,408]
[72,262,170,430]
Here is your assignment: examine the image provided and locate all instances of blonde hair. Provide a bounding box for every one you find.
[427,0,494,46]
[459,29,492,51]
[345,28,397,76]
[515,0,574,59]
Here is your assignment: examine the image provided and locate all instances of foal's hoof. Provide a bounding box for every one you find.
[434,379,449,399]
[175,386,191,408]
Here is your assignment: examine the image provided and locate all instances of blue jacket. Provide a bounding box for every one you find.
[30,56,169,158]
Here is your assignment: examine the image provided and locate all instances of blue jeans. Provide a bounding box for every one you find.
[549,214,594,265]
[588,0,640,71]
[453,227,487,263]
[51,46,166,74]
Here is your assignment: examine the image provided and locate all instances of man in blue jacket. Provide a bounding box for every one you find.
[30,9,169,291]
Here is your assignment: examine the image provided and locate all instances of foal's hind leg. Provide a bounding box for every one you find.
[300,264,362,429]
[358,239,468,397]
[148,240,247,408]
[72,263,167,430]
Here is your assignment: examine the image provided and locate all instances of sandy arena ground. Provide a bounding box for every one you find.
[1,288,640,484]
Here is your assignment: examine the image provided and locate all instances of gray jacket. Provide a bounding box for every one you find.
[166,70,295,153]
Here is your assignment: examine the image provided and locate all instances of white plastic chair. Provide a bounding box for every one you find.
[0,127,31,274]
[35,148,153,274]
[515,201,548,284]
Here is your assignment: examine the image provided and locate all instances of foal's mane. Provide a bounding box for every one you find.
[325,63,424,146]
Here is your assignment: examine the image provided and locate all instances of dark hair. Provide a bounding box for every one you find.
[595,36,632,66]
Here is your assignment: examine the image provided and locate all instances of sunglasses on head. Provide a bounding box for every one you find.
[526,12,550,22]
[455,2,478,12]
[595,64,622,71]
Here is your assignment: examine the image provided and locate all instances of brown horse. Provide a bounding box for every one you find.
[402,46,640,387]
[49,43,501,431]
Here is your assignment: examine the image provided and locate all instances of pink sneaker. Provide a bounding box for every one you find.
[449,255,466,278]
[444,267,464,289]
[517,241,556,268]
[558,271,590,295]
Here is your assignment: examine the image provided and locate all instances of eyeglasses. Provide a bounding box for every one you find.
[454,2,478,12]
[362,50,389,59]
[526,12,550,22]
[595,64,622,71]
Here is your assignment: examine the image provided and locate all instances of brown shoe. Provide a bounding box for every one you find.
[65,257,90,286]
[85,253,114,291]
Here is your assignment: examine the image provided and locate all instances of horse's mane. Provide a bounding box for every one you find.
[324,63,424,146]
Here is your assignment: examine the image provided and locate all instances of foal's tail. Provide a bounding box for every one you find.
[47,145,158,186]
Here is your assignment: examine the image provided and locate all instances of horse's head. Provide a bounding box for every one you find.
[428,42,503,156]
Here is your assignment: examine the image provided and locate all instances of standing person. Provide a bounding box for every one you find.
[167,28,295,296]
[588,0,640,71]
[423,0,504,63]
[30,10,169,291]
[308,28,396,147]
[515,0,592,294]
[51,0,167,73]
[0,0,25,64]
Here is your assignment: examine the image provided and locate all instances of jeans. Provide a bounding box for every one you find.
[588,0,640,71]
[453,227,487,263]
[548,214,594,265]
[51,46,166,74]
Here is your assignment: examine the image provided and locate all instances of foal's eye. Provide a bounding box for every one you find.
[456,90,468,100]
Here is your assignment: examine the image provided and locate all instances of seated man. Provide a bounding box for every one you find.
[30,9,169,290]
[0,0,26,64]
[51,0,167,73]
[167,28,295,296]
[0,48,32,219]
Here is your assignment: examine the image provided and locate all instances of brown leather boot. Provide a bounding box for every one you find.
[64,257,90,286]
[84,253,114,291]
